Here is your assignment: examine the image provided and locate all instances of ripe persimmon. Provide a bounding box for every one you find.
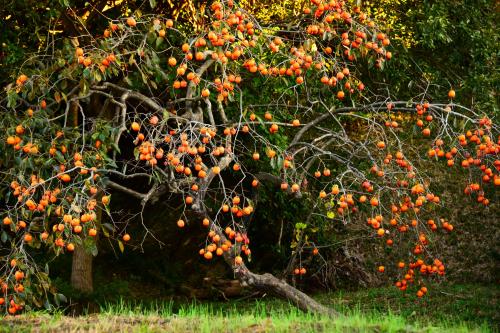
[126,17,137,27]
[131,122,140,131]
[15,271,24,281]
[201,89,210,97]
[60,174,71,182]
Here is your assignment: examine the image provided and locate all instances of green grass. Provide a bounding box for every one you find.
[0,284,497,333]
[318,283,499,327]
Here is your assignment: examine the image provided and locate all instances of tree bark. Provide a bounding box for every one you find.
[70,243,93,294]
[236,266,337,316]
[70,191,100,294]
[70,96,94,294]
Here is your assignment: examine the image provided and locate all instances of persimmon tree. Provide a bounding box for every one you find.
[1,0,498,315]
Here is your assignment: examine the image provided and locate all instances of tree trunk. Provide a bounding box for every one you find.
[237,267,337,316]
[71,243,93,293]
[211,219,336,315]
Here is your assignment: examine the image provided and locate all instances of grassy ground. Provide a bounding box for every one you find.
[0,284,497,333]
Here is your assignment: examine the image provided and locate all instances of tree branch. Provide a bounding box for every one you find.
[184,57,214,120]
[106,180,147,200]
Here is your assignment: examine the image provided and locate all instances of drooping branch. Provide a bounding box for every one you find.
[106,180,148,200]
[92,82,206,123]
[236,267,337,316]
[255,172,298,196]
[98,169,152,179]
[93,82,165,113]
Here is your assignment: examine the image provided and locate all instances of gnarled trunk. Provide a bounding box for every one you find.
[237,267,337,316]
[71,243,93,293]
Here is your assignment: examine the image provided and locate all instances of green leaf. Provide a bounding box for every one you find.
[118,240,125,253]
[83,68,91,80]
[153,35,164,47]
[104,157,118,169]
[90,244,98,257]
[276,156,283,169]
[141,72,148,84]
[84,238,99,257]
[111,143,121,154]
[80,79,89,95]
[55,151,66,164]
[295,222,307,230]
[149,0,157,8]
[102,223,114,233]
[7,90,18,108]
[151,52,160,64]
[270,157,276,169]
[1,231,8,243]
[93,70,102,83]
